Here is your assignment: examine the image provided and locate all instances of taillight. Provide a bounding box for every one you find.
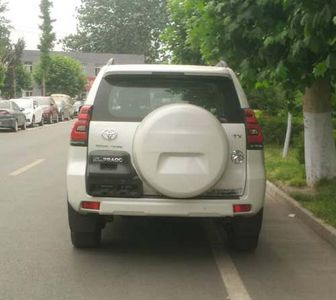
[0,110,9,115]
[244,108,263,149]
[77,105,92,120]
[70,105,93,146]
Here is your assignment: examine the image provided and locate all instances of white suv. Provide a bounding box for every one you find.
[67,62,266,251]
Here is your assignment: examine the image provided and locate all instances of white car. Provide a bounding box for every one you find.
[11,98,44,127]
[67,61,266,251]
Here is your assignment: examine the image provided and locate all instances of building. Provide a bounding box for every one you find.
[22,50,145,97]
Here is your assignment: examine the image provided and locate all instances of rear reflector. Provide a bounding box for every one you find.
[233,204,251,213]
[81,201,100,210]
[70,105,93,146]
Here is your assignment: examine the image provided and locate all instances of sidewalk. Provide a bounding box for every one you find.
[266,181,336,248]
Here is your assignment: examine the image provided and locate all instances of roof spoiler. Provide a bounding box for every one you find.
[216,60,228,67]
[106,57,115,65]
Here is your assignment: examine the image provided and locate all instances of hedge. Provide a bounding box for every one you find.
[259,115,303,146]
[259,114,336,164]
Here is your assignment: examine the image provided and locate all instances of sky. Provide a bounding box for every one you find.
[6,0,82,50]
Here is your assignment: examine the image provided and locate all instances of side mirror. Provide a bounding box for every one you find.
[20,108,25,112]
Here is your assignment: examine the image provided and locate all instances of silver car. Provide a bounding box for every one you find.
[0,100,27,132]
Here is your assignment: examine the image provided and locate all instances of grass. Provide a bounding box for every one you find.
[264,144,336,228]
[264,144,306,186]
[291,180,336,228]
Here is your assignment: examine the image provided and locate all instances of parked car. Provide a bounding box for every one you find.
[11,98,44,127]
[35,96,59,124]
[67,61,265,251]
[73,100,85,116]
[0,100,26,132]
[51,94,74,121]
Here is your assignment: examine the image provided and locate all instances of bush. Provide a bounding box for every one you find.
[259,114,303,145]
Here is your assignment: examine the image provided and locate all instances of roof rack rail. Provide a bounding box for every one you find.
[106,57,115,65]
[216,60,228,67]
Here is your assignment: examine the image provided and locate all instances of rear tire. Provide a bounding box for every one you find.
[71,231,101,248]
[67,202,103,249]
[226,209,263,252]
[30,116,35,128]
[12,120,18,132]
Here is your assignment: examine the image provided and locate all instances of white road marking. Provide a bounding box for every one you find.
[9,159,46,176]
[205,222,252,300]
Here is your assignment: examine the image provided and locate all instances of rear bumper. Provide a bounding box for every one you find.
[82,198,259,217]
[67,147,266,217]
[43,113,54,121]
[25,117,32,125]
[0,117,15,129]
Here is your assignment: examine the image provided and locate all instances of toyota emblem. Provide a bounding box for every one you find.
[102,129,118,141]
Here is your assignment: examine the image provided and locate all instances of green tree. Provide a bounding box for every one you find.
[38,0,56,96]
[0,0,10,45]
[0,0,10,89]
[161,0,203,64]
[2,64,32,99]
[62,0,167,62]
[164,0,336,185]
[34,55,87,97]
[1,39,32,98]
[0,2,30,99]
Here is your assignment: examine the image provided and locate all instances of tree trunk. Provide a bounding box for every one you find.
[303,79,336,186]
[42,72,46,96]
[13,67,16,98]
[282,112,292,158]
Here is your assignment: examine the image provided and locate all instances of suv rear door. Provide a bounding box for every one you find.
[88,73,247,198]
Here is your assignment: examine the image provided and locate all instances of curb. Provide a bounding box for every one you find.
[266,181,336,249]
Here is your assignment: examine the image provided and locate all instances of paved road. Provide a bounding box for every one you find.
[1,122,336,300]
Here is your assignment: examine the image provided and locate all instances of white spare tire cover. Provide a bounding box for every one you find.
[133,104,229,198]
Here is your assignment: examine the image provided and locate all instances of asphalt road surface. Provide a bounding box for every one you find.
[1,122,336,300]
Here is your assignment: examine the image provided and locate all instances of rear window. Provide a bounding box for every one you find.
[37,98,50,106]
[92,75,243,123]
[12,100,33,109]
[0,101,10,109]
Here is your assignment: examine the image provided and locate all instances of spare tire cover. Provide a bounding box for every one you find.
[133,104,229,198]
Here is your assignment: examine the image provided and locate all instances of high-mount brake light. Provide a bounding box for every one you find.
[70,105,93,146]
[244,108,263,149]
